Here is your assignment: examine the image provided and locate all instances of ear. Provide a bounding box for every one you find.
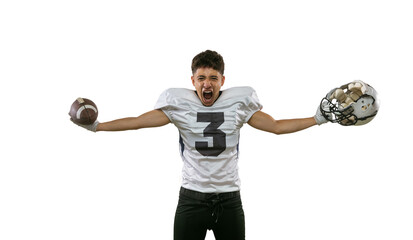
[221,75,225,86]
[191,75,195,86]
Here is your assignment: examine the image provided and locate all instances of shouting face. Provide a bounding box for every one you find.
[192,67,225,106]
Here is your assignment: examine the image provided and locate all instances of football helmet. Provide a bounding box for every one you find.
[320,80,379,126]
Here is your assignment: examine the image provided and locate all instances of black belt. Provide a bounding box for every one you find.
[179,187,240,201]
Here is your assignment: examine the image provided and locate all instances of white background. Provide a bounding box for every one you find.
[1,0,412,239]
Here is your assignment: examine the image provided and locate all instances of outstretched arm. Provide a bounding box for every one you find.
[96,109,170,131]
[247,110,317,135]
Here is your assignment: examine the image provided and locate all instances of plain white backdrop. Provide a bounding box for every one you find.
[1,0,412,239]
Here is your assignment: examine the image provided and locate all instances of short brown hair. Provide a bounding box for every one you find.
[191,50,225,75]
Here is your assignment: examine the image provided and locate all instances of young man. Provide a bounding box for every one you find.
[72,50,328,240]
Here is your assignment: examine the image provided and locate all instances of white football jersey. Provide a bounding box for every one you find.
[154,86,262,193]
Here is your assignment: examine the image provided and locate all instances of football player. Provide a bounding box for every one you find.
[71,50,329,240]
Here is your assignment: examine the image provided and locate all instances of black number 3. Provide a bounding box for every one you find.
[195,112,226,157]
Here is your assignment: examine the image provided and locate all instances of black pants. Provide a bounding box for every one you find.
[174,187,245,240]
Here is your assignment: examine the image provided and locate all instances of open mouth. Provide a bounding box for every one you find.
[203,91,213,100]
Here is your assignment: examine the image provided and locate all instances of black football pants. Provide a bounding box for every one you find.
[174,187,245,240]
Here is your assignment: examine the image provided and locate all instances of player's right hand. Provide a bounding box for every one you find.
[70,117,99,132]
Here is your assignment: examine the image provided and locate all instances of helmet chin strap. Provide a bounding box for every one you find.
[320,97,358,126]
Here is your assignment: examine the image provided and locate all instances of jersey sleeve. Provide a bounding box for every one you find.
[154,88,177,122]
[154,88,199,123]
[223,86,263,123]
[243,87,262,122]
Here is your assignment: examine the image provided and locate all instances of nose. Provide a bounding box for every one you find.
[203,79,212,88]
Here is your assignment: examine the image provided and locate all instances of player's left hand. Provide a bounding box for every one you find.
[314,102,330,125]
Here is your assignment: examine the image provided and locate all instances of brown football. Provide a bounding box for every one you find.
[69,97,98,125]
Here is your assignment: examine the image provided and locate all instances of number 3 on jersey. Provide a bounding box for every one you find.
[195,112,226,157]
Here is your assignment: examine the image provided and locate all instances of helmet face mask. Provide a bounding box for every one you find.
[320,80,379,126]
